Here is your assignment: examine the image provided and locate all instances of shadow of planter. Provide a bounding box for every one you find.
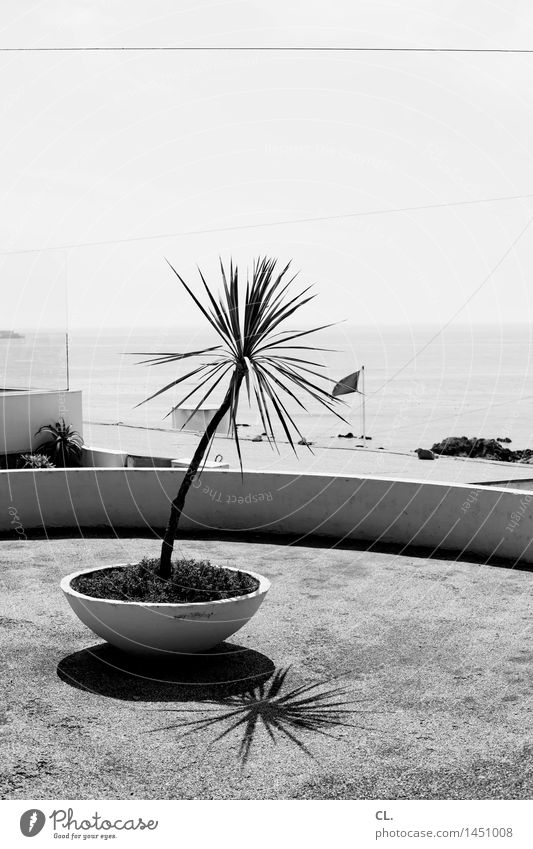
[58,644,364,767]
[57,641,275,702]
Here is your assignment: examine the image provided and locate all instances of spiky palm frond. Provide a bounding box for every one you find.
[132,257,348,460]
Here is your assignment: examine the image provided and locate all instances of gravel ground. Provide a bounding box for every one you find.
[0,534,532,800]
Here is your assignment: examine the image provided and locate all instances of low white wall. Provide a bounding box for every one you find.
[484,478,533,491]
[171,406,230,435]
[81,446,174,468]
[0,390,83,454]
[82,446,128,468]
[1,467,533,564]
[125,454,173,468]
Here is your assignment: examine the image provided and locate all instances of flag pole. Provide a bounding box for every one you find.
[64,249,70,392]
[361,364,366,441]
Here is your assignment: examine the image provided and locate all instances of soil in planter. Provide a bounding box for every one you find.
[70,557,260,603]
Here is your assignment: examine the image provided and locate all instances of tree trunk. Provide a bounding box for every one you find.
[158,374,242,579]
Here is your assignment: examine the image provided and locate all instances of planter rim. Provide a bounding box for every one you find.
[60,562,270,608]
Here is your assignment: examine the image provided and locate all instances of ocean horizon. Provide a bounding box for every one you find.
[3,322,533,454]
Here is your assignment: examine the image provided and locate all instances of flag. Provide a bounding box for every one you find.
[332,369,361,397]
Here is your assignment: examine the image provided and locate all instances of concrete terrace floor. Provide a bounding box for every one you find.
[0,534,532,800]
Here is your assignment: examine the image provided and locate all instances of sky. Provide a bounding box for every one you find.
[2,1,533,329]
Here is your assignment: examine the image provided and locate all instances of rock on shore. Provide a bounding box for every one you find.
[431,436,533,464]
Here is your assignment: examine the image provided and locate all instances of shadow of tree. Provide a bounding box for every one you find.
[150,667,370,765]
[57,642,275,702]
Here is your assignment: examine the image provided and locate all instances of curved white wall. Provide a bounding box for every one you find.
[1,467,532,564]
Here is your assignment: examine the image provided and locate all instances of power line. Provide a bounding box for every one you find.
[1,46,533,54]
[369,213,533,397]
[1,191,532,257]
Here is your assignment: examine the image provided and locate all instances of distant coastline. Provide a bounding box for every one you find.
[0,330,24,339]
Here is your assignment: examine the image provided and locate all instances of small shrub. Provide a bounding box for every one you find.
[35,418,83,467]
[19,453,55,469]
[71,557,259,603]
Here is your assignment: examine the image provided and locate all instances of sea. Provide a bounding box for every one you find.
[2,323,533,454]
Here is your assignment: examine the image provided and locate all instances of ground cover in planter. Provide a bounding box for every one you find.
[61,558,270,657]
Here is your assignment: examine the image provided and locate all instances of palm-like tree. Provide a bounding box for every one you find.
[35,418,83,467]
[134,257,347,579]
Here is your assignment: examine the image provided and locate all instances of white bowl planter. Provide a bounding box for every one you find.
[61,563,270,657]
